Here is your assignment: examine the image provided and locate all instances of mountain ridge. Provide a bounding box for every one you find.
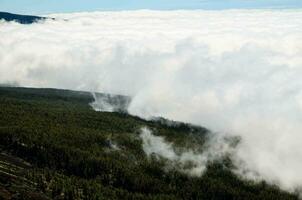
[0,11,51,24]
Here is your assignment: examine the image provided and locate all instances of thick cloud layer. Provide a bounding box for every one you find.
[1,9,302,191]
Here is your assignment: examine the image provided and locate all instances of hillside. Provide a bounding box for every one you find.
[0,86,298,199]
[0,12,47,24]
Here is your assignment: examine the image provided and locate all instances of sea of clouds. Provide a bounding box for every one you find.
[1,9,302,192]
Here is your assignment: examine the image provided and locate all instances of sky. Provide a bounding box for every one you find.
[0,0,302,14]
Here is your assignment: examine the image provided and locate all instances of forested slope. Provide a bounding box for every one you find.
[0,87,298,199]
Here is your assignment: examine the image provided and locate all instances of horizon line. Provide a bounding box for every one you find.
[2,6,301,16]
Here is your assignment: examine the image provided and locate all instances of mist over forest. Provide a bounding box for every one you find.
[0,9,302,199]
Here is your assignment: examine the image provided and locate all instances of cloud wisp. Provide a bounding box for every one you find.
[140,127,236,176]
[1,9,302,192]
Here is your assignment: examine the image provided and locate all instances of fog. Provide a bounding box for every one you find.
[140,127,236,176]
[1,9,302,191]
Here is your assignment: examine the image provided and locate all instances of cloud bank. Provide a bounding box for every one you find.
[1,9,302,192]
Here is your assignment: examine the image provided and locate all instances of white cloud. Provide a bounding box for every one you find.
[1,9,302,192]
